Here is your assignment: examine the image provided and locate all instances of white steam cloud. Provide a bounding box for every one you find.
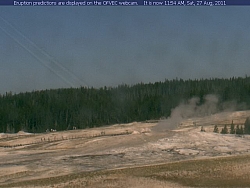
[153,94,246,132]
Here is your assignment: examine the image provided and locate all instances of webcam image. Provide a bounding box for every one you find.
[0,5,250,188]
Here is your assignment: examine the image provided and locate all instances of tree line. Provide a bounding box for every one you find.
[1,76,250,133]
[214,122,244,134]
[213,117,250,135]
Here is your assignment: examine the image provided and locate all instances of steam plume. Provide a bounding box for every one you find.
[153,94,245,132]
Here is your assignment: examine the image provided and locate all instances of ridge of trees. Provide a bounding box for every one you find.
[213,118,249,135]
[1,76,250,133]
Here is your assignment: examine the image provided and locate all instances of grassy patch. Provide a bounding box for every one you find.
[3,155,250,187]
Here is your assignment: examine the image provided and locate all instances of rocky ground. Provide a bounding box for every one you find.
[1,110,250,187]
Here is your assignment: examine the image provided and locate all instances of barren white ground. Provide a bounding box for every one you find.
[0,110,250,187]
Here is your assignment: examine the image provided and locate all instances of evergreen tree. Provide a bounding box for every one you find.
[244,117,250,134]
[230,120,235,134]
[221,125,228,134]
[213,125,219,133]
[235,125,241,134]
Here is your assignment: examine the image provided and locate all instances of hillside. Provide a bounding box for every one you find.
[1,76,250,133]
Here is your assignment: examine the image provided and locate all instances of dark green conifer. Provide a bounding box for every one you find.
[230,120,235,134]
[244,117,250,134]
[221,125,228,134]
[213,125,219,133]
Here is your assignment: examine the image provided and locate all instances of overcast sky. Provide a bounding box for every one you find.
[0,7,250,94]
